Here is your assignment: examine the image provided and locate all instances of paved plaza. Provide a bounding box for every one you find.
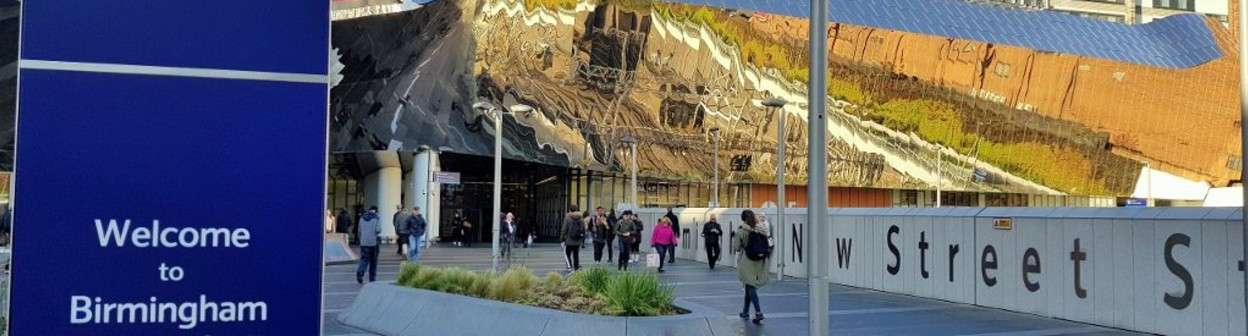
[322,244,1145,336]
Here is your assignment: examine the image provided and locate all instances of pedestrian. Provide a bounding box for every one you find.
[405,207,427,263]
[393,204,412,256]
[561,205,586,271]
[335,209,351,234]
[523,221,534,248]
[582,210,593,249]
[591,215,611,263]
[631,217,645,263]
[1,205,11,243]
[325,210,336,234]
[650,217,677,273]
[461,218,474,247]
[757,212,776,252]
[606,209,618,262]
[502,213,518,258]
[701,213,723,269]
[451,213,463,247]
[614,210,637,271]
[735,209,770,324]
[664,207,681,263]
[356,206,382,284]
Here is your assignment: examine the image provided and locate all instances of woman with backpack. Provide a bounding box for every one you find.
[650,217,678,273]
[561,205,586,271]
[734,209,769,325]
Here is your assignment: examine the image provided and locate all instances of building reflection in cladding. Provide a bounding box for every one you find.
[329,0,1237,199]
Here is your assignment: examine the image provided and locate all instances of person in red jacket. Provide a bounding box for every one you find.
[650,217,678,273]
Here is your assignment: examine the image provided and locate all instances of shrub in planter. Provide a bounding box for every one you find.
[434,267,477,294]
[394,266,676,317]
[520,279,611,315]
[603,271,675,316]
[543,271,563,288]
[467,271,496,298]
[413,266,443,290]
[397,263,421,287]
[569,267,613,295]
[489,267,535,302]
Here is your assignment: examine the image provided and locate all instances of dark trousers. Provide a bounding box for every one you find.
[593,241,606,262]
[743,285,761,314]
[564,245,581,270]
[356,246,379,281]
[617,238,631,271]
[706,241,721,269]
[668,237,678,262]
[396,233,409,254]
[655,244,670,270]
[606,237,615,260]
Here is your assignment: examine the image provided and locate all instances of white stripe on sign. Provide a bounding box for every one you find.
[19,60,329,84]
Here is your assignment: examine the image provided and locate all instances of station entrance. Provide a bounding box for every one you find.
[435,153,569,244]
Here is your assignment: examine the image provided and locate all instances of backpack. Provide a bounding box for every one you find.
[568,218,585,241]
[745,231,770,261]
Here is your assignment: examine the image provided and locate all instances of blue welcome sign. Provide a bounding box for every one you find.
[10,0,329,334]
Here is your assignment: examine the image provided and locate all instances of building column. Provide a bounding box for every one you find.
[364,166,402,242]
[410,149,441,245]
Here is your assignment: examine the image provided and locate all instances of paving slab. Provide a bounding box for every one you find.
[322,244,1147,336]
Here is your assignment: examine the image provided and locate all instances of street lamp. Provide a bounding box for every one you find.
[709,126,721,208]
[1238,0,1248,327]
[1144,161,1153,207]
[762,97,788,280]
[934,144,943,208]
[806,0,832,332]
[621,136,638,208]
[472,101,534,272]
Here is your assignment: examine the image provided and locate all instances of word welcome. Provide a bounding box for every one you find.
[95,219,250,248]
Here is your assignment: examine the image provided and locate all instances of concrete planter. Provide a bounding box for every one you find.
[338,282,731,336]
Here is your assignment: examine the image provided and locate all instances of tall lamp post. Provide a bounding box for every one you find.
[472,101,534,272]
[935,144,943,208]
[806,0,831,333]
[762,97,788,280]
[709,127,722,208]
[1237,0,1247,327]
[621,136,638,208]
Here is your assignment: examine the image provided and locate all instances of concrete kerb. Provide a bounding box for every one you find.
[338,282,730,336]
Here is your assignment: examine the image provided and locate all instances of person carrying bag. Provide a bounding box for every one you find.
[650,217,678,273]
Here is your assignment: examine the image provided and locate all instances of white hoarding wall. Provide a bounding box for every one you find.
[649,206,1245,336]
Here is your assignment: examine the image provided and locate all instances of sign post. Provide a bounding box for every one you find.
[9,1,329,334]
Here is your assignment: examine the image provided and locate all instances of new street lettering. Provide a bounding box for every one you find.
[831,224,1217,310]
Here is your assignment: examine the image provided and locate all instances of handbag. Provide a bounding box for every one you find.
[646,251,661,268]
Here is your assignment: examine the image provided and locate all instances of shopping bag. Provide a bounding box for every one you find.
[646,253,661,268]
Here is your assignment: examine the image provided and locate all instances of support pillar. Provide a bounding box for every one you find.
[364,166,402,242]
[411,149,441,245]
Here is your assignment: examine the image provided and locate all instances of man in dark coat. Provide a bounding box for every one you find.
[335,210,351,234]
[701,214,724,269]
[664,207,681,263]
